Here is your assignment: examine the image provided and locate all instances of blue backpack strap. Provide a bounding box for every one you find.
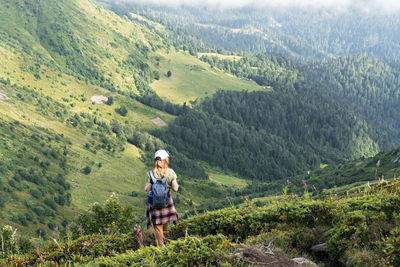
[149,170,167,185]
[149,170,157,184]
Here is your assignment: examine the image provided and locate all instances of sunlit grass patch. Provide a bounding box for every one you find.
[151,50,266,104]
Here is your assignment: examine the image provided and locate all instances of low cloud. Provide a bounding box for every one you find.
[115,0,400,13]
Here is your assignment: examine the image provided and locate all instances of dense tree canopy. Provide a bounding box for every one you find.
[154,89,381,181]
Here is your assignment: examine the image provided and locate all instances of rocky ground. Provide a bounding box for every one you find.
[235,246,318,266]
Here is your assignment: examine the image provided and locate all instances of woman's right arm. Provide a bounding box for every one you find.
[144,183,152,194]
[144,172,151,194]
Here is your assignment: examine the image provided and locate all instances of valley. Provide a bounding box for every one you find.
[0,0,400,266]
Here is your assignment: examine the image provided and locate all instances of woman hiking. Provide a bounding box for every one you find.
[145,149,179,246]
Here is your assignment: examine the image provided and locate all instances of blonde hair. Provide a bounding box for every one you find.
[153,157,169,177]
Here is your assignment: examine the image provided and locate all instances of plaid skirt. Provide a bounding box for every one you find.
[146,192,178,229]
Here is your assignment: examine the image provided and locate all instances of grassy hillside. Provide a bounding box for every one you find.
[307,147,400,197]
[232,146,400,207]
[2,178,399,266]
[0,0,167,93]
[150,49,267,105]
[0,0,259,233]
[0,0,398,248]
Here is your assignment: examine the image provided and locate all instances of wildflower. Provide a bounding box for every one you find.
[133,224,144,246]
[302,179,307,189]
[54,226,59,232]
[376,160,381,168]
[52,232,56,238]
[106,227,110,233]
[286,180,291,186]
[33,242,41,257]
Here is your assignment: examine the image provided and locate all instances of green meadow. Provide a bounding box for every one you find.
[206,168,248,188]
[150,49,267,104]
[197,52,243,61]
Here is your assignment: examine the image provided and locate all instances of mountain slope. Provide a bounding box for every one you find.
[98,1,400,62]
[0,0,165,92]
[0,0,248,232]
[154,89,380,182]
[307,56,400,147]
[1,0,399,237]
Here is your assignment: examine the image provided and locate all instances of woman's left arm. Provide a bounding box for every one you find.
[169,169,179,192]
[171,179,179,192]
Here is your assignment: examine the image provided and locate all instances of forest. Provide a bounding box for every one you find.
[152,52,400,183]
[1,0,400,266]
[153,89,380,181]
[101,0,400,62]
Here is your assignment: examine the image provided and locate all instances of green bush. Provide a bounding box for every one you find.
[117,106,128,116]
[345,249,376,267]
[382,227,400,266]
[169,185,400,265]
[327,210,369,262]
[85,234,234,267]
[0,193,8,208]
[76,194,139,236]
[169,200,336,241]
[3,233,137,265]
[0,225,18,258]
[82,166,91,175]
[44,197,58,211]
[106,96,113,106]
[29,188,42,199]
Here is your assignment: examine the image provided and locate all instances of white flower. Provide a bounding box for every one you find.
[2,225,13,232]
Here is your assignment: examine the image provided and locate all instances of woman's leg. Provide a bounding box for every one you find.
[152,220,164,246]
[153,222,169,246]
[162,222,168,237]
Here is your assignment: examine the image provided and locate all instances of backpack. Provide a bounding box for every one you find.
[149,170,170,208]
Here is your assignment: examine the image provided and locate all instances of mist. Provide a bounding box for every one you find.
[113,0,400,13]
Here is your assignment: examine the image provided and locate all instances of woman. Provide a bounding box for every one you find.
[145,149,179,246]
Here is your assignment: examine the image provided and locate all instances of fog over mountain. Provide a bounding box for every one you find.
[112,0,400,12]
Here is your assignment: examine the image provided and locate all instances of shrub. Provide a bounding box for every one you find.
[117,106,128,116]
[382,227,400,266]
[4,233,137,265]
[345,249,376,267]
[106,96,113,106]
[0,225,18,258]
[17,214,28,226]
[85,234,234,267]
[83,166,91,175]
[76,194,139,236]
[0,193,8,208]
[152,70,160,80]
[29,189,42,199]
[44,197,58,211]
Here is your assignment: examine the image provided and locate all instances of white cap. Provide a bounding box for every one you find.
[154,149,169,160]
